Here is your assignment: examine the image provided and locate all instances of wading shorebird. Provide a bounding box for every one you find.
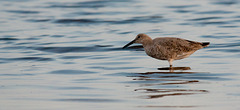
[123,33,210,68]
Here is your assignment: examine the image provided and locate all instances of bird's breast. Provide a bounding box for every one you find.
[144,45,168,60]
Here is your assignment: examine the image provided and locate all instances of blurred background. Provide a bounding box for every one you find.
[0,0,240,110]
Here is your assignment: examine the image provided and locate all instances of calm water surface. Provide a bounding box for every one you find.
[0,0,240,110]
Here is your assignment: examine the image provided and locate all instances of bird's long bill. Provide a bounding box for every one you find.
[122,40,135,49]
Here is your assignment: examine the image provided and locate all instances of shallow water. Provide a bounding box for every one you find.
[0,0,240,110]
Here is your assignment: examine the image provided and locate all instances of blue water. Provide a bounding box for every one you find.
[0,0,240,110]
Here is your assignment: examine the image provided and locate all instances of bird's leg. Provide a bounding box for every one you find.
[168,59,173,69]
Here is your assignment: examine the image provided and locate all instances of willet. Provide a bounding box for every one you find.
[123,33,210,68]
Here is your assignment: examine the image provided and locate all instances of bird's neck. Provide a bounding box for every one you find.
[142,38,153,48]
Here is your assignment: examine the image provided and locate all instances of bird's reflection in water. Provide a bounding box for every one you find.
[158,66,191,72]
[130,68,209,100]
[135,88,208,99]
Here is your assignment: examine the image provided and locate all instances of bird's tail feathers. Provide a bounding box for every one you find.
[201,42,210,47]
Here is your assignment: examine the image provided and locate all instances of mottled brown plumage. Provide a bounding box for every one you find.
[123,33,210,68]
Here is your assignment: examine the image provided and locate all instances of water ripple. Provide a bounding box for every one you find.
[135,88,208,99]
[48,1,106,8]
[167,5,199,9]
[55,98,121,103]
[49,70,96,75]
[0,57,53,62]
[212,0,238,5]
[55,19,98,24]
[6,10,40,14]
[59,56,89,59]
[48,0,130,9]
[0,73,34,76]
[55,15,167,25]
[188,17,223,21]
[195,10,233,14]
[34,46,103,53]
[0,38,19,41]
[124,71,232,100]
[201,35,238,39]
[33,45,122,53]
[26,19,51,22]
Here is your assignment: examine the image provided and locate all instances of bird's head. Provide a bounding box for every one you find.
[123,33,152,49]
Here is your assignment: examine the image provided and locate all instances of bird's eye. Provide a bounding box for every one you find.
[137,36,141,38]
